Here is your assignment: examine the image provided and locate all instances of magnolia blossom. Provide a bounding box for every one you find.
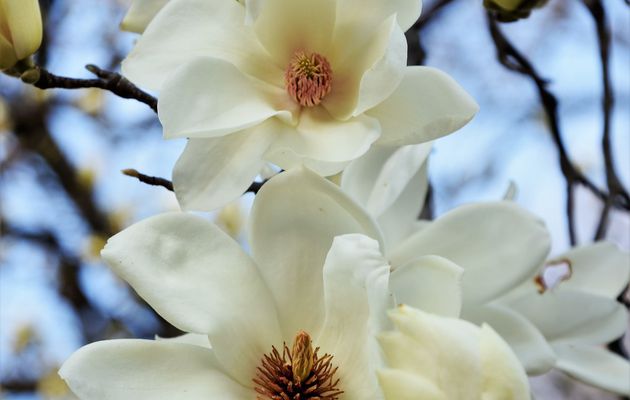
[0,0,42,70]
[120,0,169,33]
[59,168,529,399]
[121,0,478,211]
[340,144,630,394]
[379,305,529,400]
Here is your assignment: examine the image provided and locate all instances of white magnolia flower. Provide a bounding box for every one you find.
[59,168,529,399]
[120,0,169,33]
[341,144,630,395]
[379,305,530,400]
[122,0,479,211]
[0,0,43,70]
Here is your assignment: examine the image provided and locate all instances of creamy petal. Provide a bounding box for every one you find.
[317,234,393,399]
[379,306,483,398]
[480,324,531,400]
[59,340,251,399]
[370,66,478,146]
[120,0,169,33]
[390,255,463,318]
[336,0,422,33]
[464,303,556,375]
[390,202,551,303]
[552,242,630,298]
[2,0,42,59]
[249,168,382,338]
[249,0,336,65]
[0,32,17,70]
[159,57,294,139]
[172,123,277,212]
[378,369,446,400]
[122,0,281,90]
[265,106,380,167]
[506,289,628,345]
[553,342,630,395]
[155,333,211,348]
[324,15,406,120]
[101,212,282,385]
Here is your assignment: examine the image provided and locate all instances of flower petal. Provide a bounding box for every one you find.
[370,66,478,146]
[506,289,628,345]
[2,0,42,60]
[390,255,463,318]
[378,369,446,400]
[172,124,277,212]
[122,0,281,90]
[101,212,282,385]
[155,333,211,348]
[552,342,630,395]
[120,0,169,33]
[464,304,556,375]
[265,106,380,171]
[59,340,251,399]
[0,32,17,70]
[552,242,630,298]
[248,0,336,65]
[389,202,551,303]
[324,15,406,120]
[336,0,422,33]
[317,234,393,399]
[479,324,531,400]
[342,143,431,250]
[249,168,383,338]
[159,57,293,139]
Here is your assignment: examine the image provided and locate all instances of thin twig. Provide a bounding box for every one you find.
[487,14,629,245]
[122,168,268,195]
[31,65,157,112]
[582,0,630,240]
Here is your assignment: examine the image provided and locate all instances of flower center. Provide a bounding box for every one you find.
[285,51,333,107]
[253,330,343,400]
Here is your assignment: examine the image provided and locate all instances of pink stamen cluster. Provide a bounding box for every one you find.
[285,51,333,107]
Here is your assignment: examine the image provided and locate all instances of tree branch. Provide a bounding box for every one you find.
[30,65,157,112]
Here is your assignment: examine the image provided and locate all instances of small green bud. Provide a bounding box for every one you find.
[484,0,549,22]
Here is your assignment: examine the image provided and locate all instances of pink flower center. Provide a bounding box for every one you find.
[285,51,333,107]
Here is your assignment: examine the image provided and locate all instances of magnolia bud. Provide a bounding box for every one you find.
[0,0,43,70]
[484,0,548,23]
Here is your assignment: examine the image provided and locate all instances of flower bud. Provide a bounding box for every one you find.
[0,0,43,70]
[484,0,548,22]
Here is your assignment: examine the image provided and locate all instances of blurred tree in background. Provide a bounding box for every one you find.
[0,0,628,399]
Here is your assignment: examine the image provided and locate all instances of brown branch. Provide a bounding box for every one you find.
[582,0,630,240]
[486,14,629,245]
[122,168,268,195]
[30,65,157,112]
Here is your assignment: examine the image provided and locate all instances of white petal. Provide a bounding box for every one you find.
[59,340,251,399]
[552,242,630,298]
[101,212,282,385]
[379,305,483,398]
[506,289,628,345]
[249,167,383,338]
[122,0,281,90]
[120,0,169,33]
[2,0,42,60]
[336,0,422,33]
[172,123,277,211]
[0,32,17,70]
[378,369,446,400]
[159,57,293,139]
[390,202,551,303]
[342,143,431,250]
[479,324,531,400]
[390,255,463,318]
[248,0,336,65]
[324,15,406,120]
[370,66,479,146]
[265,107,380,169]
[553,342,630,395]
[464,304,556,375]
[155,333,210,348]
[317,234,393,399]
